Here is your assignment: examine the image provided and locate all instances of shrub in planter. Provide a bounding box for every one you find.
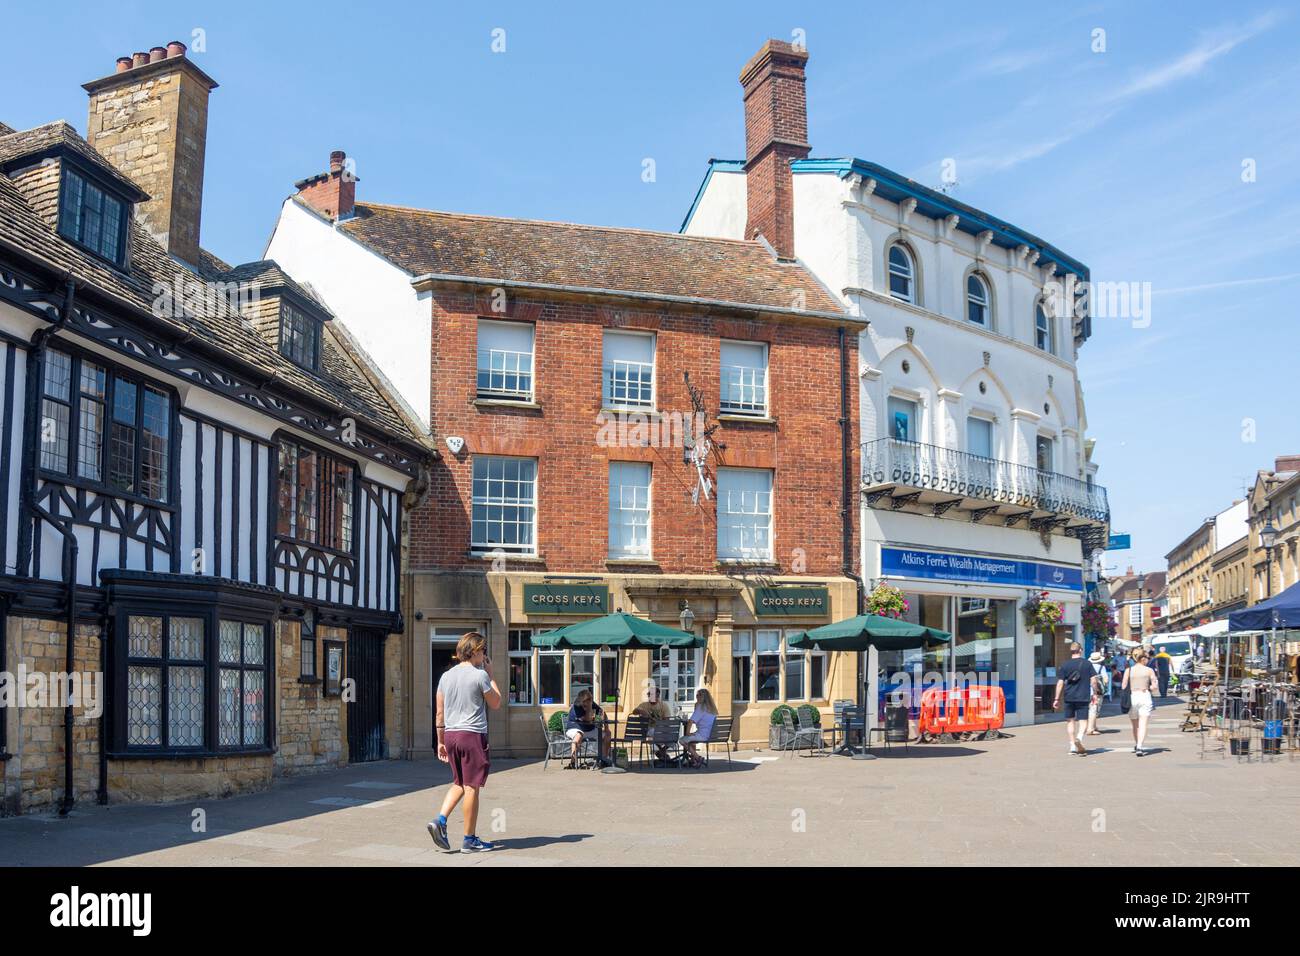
[769,704,797,726]
[546,711,566,734]
[796,704,821,727]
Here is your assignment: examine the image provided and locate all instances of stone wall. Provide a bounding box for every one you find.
[275,619,345,775]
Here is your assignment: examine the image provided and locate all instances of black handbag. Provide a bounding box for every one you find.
[1120,686,1132,714]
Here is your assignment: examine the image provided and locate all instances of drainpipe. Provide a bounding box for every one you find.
[24,279,81,816]
[838,326,864,615]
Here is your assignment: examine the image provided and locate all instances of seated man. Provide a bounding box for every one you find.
[563,690,607,768]
[679,688,719,768]
[632,684,673,763]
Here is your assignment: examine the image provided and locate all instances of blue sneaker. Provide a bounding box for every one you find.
[427,817,450,851]
[461,834,497,853]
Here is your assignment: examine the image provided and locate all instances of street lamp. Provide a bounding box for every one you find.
[1261,519,1278,598]
[679,600,695,633]
[1137,582,1146,640]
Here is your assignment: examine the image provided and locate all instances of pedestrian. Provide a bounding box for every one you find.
[1196,641,1206,661]
[1084,650,1108,735]
[1121,649,1158,755]
[1053,643,1100,755]
[1152,647,1172,698]
[428,631,502,853]
[564,688,608,768]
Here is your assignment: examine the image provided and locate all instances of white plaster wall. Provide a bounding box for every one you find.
[264,199,433,429]
[681,168,748,240]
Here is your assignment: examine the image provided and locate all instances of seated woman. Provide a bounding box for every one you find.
[679,688,718,768]
[563,689,607,768]
[631,684,673,763]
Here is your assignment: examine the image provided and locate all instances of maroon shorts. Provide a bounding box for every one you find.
[444,731,490,788]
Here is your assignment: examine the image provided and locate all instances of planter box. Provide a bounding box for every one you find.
[768,724,823,750]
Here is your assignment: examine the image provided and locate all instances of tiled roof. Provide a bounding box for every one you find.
[336,201,847,317]
[1110,572,1167,601]
[0,126,421,447]
[220,259,334,317]
[0,121,147,200]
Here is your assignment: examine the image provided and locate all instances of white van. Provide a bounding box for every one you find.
[1149,635,1195,680]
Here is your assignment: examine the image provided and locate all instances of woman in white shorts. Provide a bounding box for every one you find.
[1122,650,1157,756]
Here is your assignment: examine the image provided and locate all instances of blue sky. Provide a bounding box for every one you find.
[3,1,1298,575]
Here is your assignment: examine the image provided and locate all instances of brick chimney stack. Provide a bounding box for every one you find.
[740,39,811,261]
[83,42,218,269]
[294,150,357,221]
[1274,454,1300,473]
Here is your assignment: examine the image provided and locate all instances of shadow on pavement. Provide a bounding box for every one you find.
[492,833,594,850]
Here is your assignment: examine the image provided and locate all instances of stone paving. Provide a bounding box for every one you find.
[2,705,1297,866]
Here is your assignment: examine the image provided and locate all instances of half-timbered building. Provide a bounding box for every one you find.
[0,44,431,814]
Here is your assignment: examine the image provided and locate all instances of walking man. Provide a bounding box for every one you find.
[1152,648,1172,698]
[1084,650,1109,735]
[1053,643,1101,755]
[429,632,502,853]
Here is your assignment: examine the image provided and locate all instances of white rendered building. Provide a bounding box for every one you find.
[683,40,1110,726]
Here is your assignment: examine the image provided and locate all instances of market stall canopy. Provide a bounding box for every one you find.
[530,612,704,649]
[1228,581,1300,631]
[786,613,951,651]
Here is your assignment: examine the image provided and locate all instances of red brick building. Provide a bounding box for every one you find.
[266,50,866,753]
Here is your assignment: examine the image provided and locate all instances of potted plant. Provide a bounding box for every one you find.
[546,710,566,735]
[1081,599,1117,641]
[865,583,909,619]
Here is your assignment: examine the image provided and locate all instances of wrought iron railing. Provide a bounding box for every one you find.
[861,438,1109,523]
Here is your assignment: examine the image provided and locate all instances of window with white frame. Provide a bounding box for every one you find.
[476,319,534,401]
[608,462,651,558]
[809,648,826,699]
[720,341,769,416]
[966,416,993,459]
[1128,602,1142,627]
[471,456,537,554]
[1036,435,1055,474]
[785,646,807,700]
[602,330,655,409]
[756,629,781,701]
[651,646,701,708]
[507,629,533,705]
[887,396,919,443]
[717,467,773,561]
[1035,303,1055,354]
[887,244,915,303]
[732,630,752,702]
[966,274,990,326]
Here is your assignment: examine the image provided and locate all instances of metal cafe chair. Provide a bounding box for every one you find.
[699,716,735,767]
[781,709,823,755]
[611,714,651,767]
[830,705,866,755]
[648,718,683,770]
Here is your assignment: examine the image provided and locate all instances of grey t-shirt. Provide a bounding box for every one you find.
[438,663,493,734]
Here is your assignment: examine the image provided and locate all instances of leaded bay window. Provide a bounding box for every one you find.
[58,165,128,266]
[720,341,768,416]
[219,620,268,748]
[716,467,773,562]
[40,349,172,502]
[277,438,355,551]
[471,455,537,554]
[124,614,205,749]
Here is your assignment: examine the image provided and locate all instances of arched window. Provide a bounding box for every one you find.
[1035,302,1055,353]
[887,244,915,303]
[967,274,990,326]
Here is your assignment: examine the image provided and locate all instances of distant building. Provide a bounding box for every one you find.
[1247,455,1300,604]
[1109,570,1167,643]
[1166,500,1247,630]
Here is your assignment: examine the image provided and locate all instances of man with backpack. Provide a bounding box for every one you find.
[1053,643,1101,755]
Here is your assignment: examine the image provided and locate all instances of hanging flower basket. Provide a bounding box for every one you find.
[865,583,909,619]
[1081,599,1117,640]
[1023,590,1065,632]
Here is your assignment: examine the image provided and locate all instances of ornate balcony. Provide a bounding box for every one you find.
[861,438,1110,543]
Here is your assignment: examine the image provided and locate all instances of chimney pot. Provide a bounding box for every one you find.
[149,46,167,63]
[166,40,187,59]
[116,56,133,73]
[132,51,149,67]
[329,150,346,173]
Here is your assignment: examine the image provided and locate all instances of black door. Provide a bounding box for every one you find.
[347,628,388,762]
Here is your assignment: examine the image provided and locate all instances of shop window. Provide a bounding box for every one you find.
[538,648,564,705]
[600,650,619,705]
[570,651,595,704]
[756,629,781,702]
[476,319,534,401]
[602,330,655,409]
[785,650,806,701]
[507,629,533,705]
[732,630,753,702]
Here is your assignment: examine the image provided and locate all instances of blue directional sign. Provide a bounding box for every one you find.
[1107,534,1131,551]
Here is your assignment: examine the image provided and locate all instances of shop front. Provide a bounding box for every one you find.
[864,533,1085,728]
[406,570,860,756]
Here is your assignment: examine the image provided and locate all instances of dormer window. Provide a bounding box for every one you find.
[280,300,321,371]
[58,165,128,266]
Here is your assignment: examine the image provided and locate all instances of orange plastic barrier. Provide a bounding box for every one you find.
[918,685,1006,738]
